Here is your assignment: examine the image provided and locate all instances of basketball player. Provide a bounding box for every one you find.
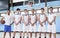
[47,7,56,38]
[23,9,29,38]
[37,8,47,38]
[13,8,22,38]
[1,10,11,38]
[29,9,37,38]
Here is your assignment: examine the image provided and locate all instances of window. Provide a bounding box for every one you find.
[59,8,60,12]
[29,11,32,14]
[34,0,39,4]
[36,10,41,13]
[53,8,58,12]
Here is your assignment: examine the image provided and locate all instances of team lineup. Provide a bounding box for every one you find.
[0,7,56,38]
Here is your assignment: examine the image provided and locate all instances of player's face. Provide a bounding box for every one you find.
[41,9,44,14]
[50,8,53,13]
[32,10,34,14]
[24,10,27,14]
[17,10,20,12]
[7,11,10,15]
[16,10,20,14]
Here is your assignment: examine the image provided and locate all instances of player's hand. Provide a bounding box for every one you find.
[32,24,34,26]
[50,23,52,25]
[25,24,27,26]
[40,23,43,27]
[15,23,19,25]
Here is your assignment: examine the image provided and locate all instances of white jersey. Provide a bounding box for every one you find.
[14,14,21,23]
[31,15,36,24]
[39,14,46,22]
[47,13,56,33]
[23,14,28,24]
[4,15,11,25]
[47,13,56,23]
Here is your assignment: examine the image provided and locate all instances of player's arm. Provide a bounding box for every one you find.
[33,15,37,24]
[20,16,22,23]
[13,16,17,25]
[29,15,33,25]
[51,16,56,24]
[28,15,31,24]
[17,16,22,24]
[1,16,4,21]
[37,14,43,26]
[47,16,51,25]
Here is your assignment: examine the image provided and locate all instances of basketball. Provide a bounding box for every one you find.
[1,20,5,24]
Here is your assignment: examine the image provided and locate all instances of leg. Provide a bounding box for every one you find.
[26,32,28,38]
[3,32,6,38]
[35,32,37,38]
[30,32,32,38]
[53,33,56,38]
[20,32,22,38]
[49,32,52,38]
[39,32,41,38]
[9,32,11,38]
[13,31,16,38]
[44,32,46,38]
[23,32,25,38]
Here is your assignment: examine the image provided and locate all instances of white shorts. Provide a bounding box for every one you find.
[23,24,29,32]
[14,23,23,31]
[29,24,36,32]
[47,23,56,33]
[38,24,46,32]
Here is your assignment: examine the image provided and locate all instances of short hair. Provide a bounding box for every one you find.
[32,9,35,11]
[24,9,27,11]
[16,8,20,11]
[41,8,44,10]
[50,7,53,9]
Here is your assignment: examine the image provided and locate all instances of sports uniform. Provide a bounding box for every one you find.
[47,13,56,33]
[23,14,29,32]
[38,14,46,32]
[4,14,11,32]
[14,13,22,31]
[29,14,36,32]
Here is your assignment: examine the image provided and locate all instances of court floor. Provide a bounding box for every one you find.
[0,32,60,38]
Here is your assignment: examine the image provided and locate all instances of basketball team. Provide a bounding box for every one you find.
[0,7,56,38]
